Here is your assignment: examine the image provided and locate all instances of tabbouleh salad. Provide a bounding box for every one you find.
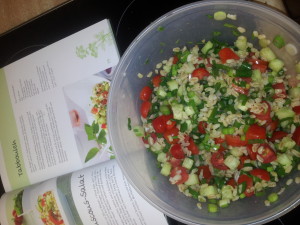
[134,13,300,212]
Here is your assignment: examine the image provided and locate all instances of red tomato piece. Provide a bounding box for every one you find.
[141,101,151,118]
[238,174,254,197]
[187,138,200,155]
[245,124,266,141]
[197,165,212,182]
[218,47,240,63]
[272,83,287,99]
[227,178,237,188]
[225,135,247,147]
[268,131,288,142]
[170,144,185,159]
[265,119,278,133]
[191,68,210,80]
[173,55,179,64]
[170,166,189,184]
[152,75,162,87]
[139,86,152,101]
[91,107,98,114]
[164,127,180,144]
[246,144,257,160]
[232,83,249,95]
[198,121,207,134]
[164,115,176,130]
[251,100,271,121]
[257,143,277,163]
[249,168,270,181]
[292,126,300,146]
[152,115,166,133]
[168,157,182,167]
[293,106,300,115]
[211,151,228,170]
[238,155,250,170]
[214,137,225,144]
[247,58,268,73]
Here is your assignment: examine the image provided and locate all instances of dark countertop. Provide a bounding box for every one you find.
[0,0,299,224]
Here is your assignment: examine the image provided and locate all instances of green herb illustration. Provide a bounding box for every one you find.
[76,31,113,59]
[84,121,107,162]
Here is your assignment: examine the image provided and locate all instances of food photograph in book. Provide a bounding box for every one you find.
[62,68,115,166]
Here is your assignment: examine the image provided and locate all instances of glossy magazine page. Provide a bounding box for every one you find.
[0,19,119,192]
[0,160,168,225]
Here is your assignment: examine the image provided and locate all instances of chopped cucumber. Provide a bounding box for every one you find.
[133,126,144,137]
[260,47,276,62]
[185,174,199,185]
[160,162,172,176]
[151,142,163,152]
[269,58,284,72]
[201,41,213,55]
[214,11,227,21]
[200,185,218,198]
[224,155,240,170]
[171,103,187,120]
[160,105,171,115]
[167,80,179,91]
[259,38,270,48]
[221,185,233,200]
[275,108,295,120]
[156,86,167,98]
[276,153,292,166]
[268,193,279,203]
[218,199,230,208]
[157,152,167,163]
[289,87,300,99]
[278,136,296,152]
[182,157,194,169]
[252,69,262,82]
[235,36,247,51]
[184,106,195,116]
[273,35,285,49]
[208,203,218,213]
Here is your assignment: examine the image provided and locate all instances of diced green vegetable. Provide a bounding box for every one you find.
[278,136,296,152]
[185,174,199,185]
[160,162,172,176]
[182,157,194,170]
[252,69,262,82]
[224,155,240,170]
[160,105,171,115]
[213,11,227,21]
[235,36,247,50]
[156,86,167,98]
[273,35,285,49]
[289,87,300,99]
[157,152,167,163]
[259,38,270,48]
[296,62,300,74]
[200,185,218,198]
[133,126,144,137]
[268,193,279,203]
[167,80,179,91]
[269,58,284,72]
[201,41,213,55]
[276,153,292,166]
[221,185,234,200]
[260,47,276,62]
[218,199,230,208]
[275,108,295,120]
[208,203,218,213]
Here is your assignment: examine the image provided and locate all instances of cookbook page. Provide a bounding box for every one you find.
[0,19,119,192]
[58,159,169,225]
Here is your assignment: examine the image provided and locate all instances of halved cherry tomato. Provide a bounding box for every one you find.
[139,86,152,101]
[238,155,250,170]
[140,101,151,118]
[227,178,237,188]
[251,100,271,121]
[292,126,300,146]
[164,127,180,144]
[211,151,228,170]
[218,47,240,63]
[247,57,268,73]
[292,106,300,115]
[152,75,162,87]
[245,124,266,141]
[187,138,199,155]
[49,210,64,225]
[170,166,189,184]
[164,115,176,130]
[265,119,278,133]
[246,144,257,160]
[170,144,185,159]
[191,68,210,80]
[257,143,277,163]
[198,121,207,134]
[249,168,270,181]
[214,137,225,144]
[152,115,166,133]
[272,83,287,99]
[225,135,247,147]
[238,174,254,197]
[197,165,212,182]
[91,107,98,114]
[268,131,288,142]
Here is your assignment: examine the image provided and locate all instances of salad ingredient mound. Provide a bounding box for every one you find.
[37,191,65,225]
[138,35,300,211]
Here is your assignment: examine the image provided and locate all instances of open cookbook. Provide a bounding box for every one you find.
[0,19,168,225]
